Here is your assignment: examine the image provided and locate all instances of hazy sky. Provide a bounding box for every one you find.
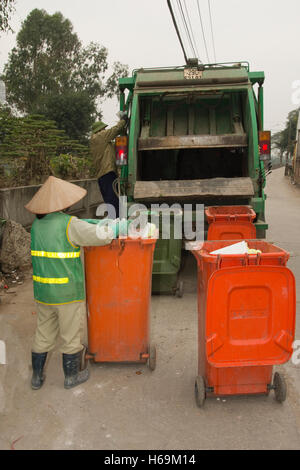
[1,0,300,130]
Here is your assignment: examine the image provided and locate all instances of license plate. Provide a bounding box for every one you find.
[184,68,203,80]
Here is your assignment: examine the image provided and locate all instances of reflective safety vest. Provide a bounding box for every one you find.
[31,212,85,305]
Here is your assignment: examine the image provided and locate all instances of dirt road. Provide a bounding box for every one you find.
[0,167,299,450]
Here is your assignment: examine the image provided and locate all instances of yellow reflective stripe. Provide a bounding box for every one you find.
[31,250,80,259]
[33,275,69,284]
[35,299,85,306]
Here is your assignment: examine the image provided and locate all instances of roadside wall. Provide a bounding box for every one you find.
[0,179,103,228]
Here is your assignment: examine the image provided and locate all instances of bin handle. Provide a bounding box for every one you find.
[242,253,261,266]
[118,239,125,255]
[241,256,247,266]
[279,256,286,266]
[217,252,262,269]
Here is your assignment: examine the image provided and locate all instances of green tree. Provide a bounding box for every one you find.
[104,61,130,99]
[0,103,13,144]
[0,0,16,34]
[39,91,97,144]
[3,9,82,113]
[2,9,129,140]
[0,110,90,185]
[272,108,299,163]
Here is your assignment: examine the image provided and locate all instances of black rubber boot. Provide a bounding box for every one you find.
[62,351,89,389]
[31,352,48,390]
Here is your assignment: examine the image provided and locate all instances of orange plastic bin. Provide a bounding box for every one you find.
[84,237,157,369]
[205,205,256,240]
[192,240,296,406]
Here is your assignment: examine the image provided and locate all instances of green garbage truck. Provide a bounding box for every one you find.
[118,61,270,294]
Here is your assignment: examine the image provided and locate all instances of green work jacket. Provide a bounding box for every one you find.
[31,212,85,305]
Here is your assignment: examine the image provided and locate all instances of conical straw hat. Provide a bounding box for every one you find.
[25,176,87,214]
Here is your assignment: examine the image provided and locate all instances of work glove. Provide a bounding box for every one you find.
[118,219,132,237]
[110,218,132,237]
[84,218,132,238]
[82,219,99,225]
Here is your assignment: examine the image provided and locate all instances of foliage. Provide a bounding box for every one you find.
[2,9,129,141]
[0,0,16,34]
[0,104,13,144]
[3,9,81,114]
[0,107,90,186]
[39,91,97,144]
[50,154,94,179]
[104,61,130,100]
[272,108,299,161]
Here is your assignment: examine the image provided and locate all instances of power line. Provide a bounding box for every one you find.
[196,0,210,63]
[167,0,188,64]
[167,0,212,65]
[182,0,201,60]
[176,0,197,59]
[176,0,195,58]
[208,0,217,62]
[172,1,191,60]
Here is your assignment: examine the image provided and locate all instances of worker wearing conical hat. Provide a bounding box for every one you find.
[25,176,115,390]
[90,113,128,219]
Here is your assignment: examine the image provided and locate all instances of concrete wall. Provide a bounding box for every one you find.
[0,179,103,228]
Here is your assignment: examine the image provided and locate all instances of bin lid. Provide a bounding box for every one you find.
[205,205,256,222]
[206,266,296,367]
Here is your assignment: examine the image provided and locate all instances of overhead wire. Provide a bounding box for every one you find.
[182,0,201,61]
[208,0,217,63]
[167,0,189,64]
[172,0,190,62]
[176,0,197,59]
[167,0,217,66]
[196,0,210,63]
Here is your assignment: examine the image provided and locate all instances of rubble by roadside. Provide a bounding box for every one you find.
[0,269,32,303]
[0,269,26,289]
[0,220,31,273]
[0,220,32,302]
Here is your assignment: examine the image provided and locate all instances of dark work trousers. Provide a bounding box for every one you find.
[98,171,119,219]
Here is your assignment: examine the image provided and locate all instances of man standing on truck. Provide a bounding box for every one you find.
[90,113,128,219]
[25,176,121,390]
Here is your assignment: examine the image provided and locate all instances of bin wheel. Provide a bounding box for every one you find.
[175,280,184,298]
[273,372,287,403]
[195,376,206,408]
[148,344,156,371]
[80,344,89,370]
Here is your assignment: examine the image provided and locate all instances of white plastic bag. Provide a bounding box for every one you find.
[128,222,158,239]
[210,241,249,255]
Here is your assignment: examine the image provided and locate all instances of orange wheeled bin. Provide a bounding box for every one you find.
[192,240,296,406]
[205,205,256,240]
[84,237,157,370]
